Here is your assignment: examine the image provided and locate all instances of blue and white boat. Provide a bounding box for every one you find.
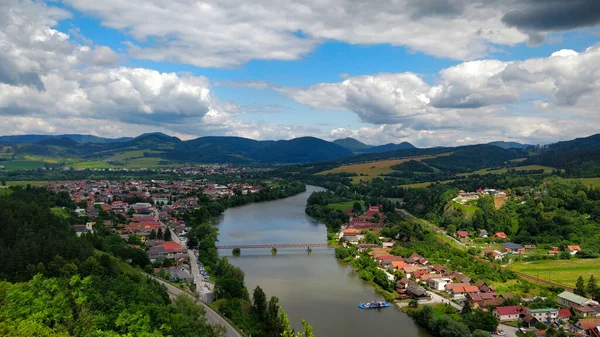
[358,301,391,309]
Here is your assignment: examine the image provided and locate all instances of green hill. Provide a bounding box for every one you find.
[333,137,372,150]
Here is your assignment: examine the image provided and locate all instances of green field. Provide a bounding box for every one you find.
[401,180,454,189]
[0,160,47,170]
[6,181,52,187]
[509,258,600,287]
[317,153,452,183]
[328,200,364,211]
[108,149,163,161]
[459,165,557,177]
[71,161,117,169]
[0,188,11,196]
[576,177,600,187]
[453,200,478,217]
[51,207,70,219]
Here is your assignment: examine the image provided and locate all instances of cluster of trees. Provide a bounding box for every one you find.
[408,304,498,337]
[404,176,600,253]
[305,191,350,232]
[575,275,600,301]
[349,255,395,293]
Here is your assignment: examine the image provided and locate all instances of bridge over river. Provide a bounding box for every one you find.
[216,243,331,249]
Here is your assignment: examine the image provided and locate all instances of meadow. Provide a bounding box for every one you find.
[0,160,47,170]
[317,153,451,183]
[400,180,454,189]
[509,258,600,287]
[327,200,363,211]
[576,177,600,187]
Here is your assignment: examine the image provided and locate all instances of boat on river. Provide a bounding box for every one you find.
[358,301,391,309]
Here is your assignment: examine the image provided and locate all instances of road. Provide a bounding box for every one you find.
[498,324,519,337]
[169,228,214,298]
[149,275,243,337]
[426,291,463,311]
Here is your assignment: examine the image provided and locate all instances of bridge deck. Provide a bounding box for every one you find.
[216,244,331,249]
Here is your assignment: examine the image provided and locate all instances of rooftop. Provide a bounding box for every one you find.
[558,291,589,305]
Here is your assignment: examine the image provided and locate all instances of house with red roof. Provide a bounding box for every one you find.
[456,231,469,240]
[568,245,582,255]
[492,232,508,240]
[148,242,188,261]
[493,305,529,322]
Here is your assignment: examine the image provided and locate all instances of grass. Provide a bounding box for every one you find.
[459,165,557,177]
[575,177,600,187]
[401,180,454,189]
[0,188,11,196]
[327,200,364,211]
[51,207,70,219]
[71,161,117,169]
[108,150,163,161]
[0,160,47,170]
[316,153,452,183]
[509,258,600,287]
[6,181,52,186]
[453,200,478,217]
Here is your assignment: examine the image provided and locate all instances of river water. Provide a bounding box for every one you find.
[216,185,431,337]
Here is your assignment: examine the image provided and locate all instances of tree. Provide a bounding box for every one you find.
[164,228,172,241]
[1,179,6,186]
[157,227,163,240]
[462,300,472,314]
[587,275,597,297]
[352,202,362,214]
[252,286,267,320]
[472,330,491,337]
[232,247,241,256]
[575,276,586,296]
[416,305,434,326]
[149,229,157,240]
[408,299,419,308]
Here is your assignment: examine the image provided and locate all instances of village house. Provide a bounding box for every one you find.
[575,318,600,334]
[493,306,529,322]
[568,245,582,255]
[148,242,188,261]
[456,231,469,240]
[502,242,525,254]
[557,291,599,308]
[557,308,572,321]
[526,308,558,323]
[573,305,598,317]
[521,314,538,328]
[445,283,478,298]
[357,243,379,252]
[428,277,452,291]
[492,232,508,240]
[406,282,429,299]
[466,293,502,310]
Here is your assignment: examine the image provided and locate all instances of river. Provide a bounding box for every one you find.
[216,185,431,337]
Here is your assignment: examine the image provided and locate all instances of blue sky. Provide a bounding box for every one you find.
[1,0,600,146]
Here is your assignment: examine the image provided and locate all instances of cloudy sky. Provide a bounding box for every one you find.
[1,0,600,147]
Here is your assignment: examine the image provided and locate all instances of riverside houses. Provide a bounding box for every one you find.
[493,306,529,322]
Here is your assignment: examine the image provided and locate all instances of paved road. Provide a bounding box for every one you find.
[426,291,463,310]
[169,228,214,297]
[149,275,243,337]
[498,324,519,337]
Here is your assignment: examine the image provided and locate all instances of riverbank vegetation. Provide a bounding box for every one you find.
[183,182,315,336]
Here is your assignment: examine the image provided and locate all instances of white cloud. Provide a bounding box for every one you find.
[284,45,600,146]
[58,0,530,67]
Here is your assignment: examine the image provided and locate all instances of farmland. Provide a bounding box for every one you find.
[0,160,47,170]
[576,177,600,187]
[459,165,557,176]
[509,258,600,288]
[401,180,454,189]
[317,153,452,183]
[327,200,363,211]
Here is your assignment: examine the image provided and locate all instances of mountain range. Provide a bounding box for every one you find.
[0,133,599,170]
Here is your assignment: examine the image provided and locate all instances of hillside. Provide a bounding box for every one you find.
[488,141,531,149]
[0,134,131,144]
[358,142,416,154]
[525,133,600,176]
[333,137,372,150]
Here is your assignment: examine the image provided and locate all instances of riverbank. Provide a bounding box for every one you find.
[218,186,431,337]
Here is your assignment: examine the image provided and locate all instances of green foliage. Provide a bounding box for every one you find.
[0,273,223,337]
[575,276,586,296]
[232,247,241,256]
[461,310,499,333]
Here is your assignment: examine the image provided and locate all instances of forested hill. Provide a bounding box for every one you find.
[0,187,224,336]
[525,134,600,177]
